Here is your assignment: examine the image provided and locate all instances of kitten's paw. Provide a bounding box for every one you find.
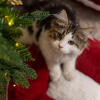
[63,71,76,81]
[50,71,61,82]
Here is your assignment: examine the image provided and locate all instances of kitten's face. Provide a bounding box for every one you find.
[47,10,88,55]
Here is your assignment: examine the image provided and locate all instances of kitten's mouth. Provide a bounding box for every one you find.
[58,47,66,53]
[58,44,64,49]
[58,47,72,54]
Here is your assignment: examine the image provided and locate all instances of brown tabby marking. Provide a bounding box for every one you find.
[48,14,88,50]
[49,18,70,40]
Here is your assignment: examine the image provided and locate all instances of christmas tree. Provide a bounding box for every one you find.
[0,0,50,97]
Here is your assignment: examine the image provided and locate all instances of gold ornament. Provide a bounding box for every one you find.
[8,0,23,5]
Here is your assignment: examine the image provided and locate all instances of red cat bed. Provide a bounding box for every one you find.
[8,39,100,100]
[76,0,100,12]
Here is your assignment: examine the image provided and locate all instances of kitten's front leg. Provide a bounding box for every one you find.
[63,60,77,81]
[47,62,62,82]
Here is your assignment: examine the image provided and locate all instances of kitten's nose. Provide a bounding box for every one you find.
[58,44,63,49]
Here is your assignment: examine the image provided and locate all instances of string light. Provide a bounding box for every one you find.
[5,16,9,19]
[4,16,14,26]
[4,72,7,76]
[8,19,14,26]
[8,22,12,26]
[13,84,16,87]
[16,42,19,47]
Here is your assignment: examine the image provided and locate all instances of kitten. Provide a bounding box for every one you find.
[20,3,89,81]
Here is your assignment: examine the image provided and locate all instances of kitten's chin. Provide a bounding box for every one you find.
[58,48,81,55]
[58,48,71,54]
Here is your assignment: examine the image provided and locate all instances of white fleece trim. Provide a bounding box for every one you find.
[77,0,100,11]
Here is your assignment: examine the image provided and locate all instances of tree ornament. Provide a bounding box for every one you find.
[8,0,23,5]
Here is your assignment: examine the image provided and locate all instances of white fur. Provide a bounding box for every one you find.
[38,27,81,81]
[36,23,100,100]
[37,12,82,81]
[47,70,100,100]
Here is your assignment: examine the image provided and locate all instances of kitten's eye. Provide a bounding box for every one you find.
[68,40,74,45]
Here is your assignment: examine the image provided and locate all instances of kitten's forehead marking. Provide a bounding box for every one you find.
[64,32,73,40]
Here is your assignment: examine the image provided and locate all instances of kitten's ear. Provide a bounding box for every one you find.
[54,9,68,25]
[77,27,94,39]
[59,9,68,25]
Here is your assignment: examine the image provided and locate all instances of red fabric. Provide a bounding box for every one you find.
[90,0,100,5]
[76,0,100,13]
[76,39,100,83]
[8,39,100,100]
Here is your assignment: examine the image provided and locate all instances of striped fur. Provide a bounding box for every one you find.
[24,3,88,50]
[24,3,77,43]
